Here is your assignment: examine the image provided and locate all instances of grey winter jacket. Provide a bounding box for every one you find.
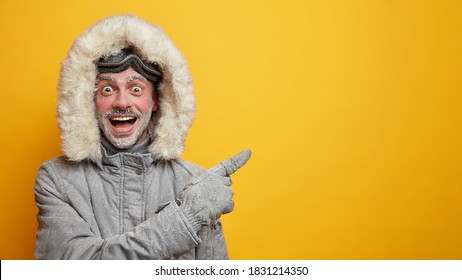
[34,145,229,259]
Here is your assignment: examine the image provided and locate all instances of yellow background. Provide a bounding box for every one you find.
[1,0,461,259]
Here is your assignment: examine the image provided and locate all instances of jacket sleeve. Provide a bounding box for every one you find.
[34,162,201,260]
[195,220,230,259]
[174,158,231,260]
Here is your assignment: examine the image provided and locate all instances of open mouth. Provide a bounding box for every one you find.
[109,116,137,128]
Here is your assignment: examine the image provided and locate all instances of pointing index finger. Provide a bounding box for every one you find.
[209,150,252,176]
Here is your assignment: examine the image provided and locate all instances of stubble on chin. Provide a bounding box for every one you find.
[98,107,153,149]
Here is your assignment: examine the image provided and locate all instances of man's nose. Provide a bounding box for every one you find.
[113,90,131,109]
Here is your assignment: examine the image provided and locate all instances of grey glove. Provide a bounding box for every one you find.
[179,150,252,232]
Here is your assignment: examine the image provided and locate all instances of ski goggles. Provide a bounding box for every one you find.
[97,48,162,84]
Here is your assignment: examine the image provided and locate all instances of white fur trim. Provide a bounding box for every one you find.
[58,15,196,162]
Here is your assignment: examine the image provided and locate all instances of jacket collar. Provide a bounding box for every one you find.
[96,136,156,170]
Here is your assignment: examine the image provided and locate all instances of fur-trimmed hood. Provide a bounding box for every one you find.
[58,15,195,162]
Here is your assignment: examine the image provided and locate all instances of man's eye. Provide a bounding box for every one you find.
[102,86,113,92]
[132,86,142,93]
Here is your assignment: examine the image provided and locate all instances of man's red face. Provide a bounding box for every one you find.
[95,67,157,149]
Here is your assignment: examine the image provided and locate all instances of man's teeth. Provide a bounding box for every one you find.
[111,116,136,121]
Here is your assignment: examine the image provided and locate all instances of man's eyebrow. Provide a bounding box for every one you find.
[127,75,147,83]
[96,75,115,82]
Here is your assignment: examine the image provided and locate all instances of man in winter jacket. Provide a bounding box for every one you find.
[34,15,251,259]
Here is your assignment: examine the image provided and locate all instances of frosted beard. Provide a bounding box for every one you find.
[98,106,153,150]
